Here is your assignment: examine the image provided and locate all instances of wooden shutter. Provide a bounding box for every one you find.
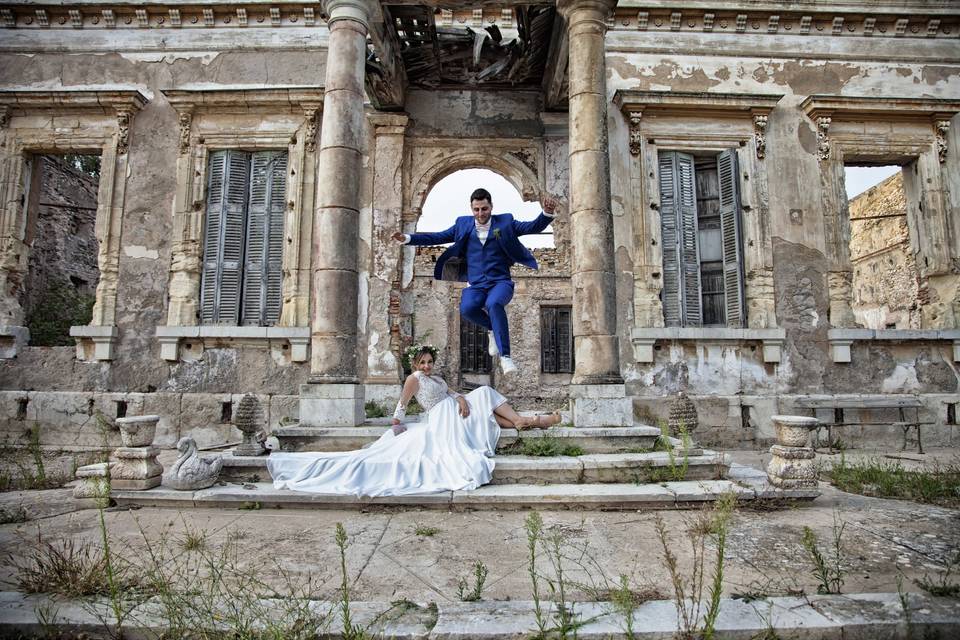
[717,149,745,328]
[242,151,287,326]
[459,319,491,373]
[201,150,249,324]
[659,152,702,326]
[557,307,573,373]
[541,307,557,372]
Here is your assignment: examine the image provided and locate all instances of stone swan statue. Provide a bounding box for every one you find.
[162,437,223,490]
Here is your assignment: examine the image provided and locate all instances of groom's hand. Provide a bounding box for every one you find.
[391,231,406,243]
[542,194,558,215]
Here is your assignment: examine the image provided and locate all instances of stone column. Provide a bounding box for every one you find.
[559,0,630,426]
[301,0,371,427]
[766,415,820,491]
[364,113,408,403]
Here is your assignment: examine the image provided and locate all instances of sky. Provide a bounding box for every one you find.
[417,165,903,248]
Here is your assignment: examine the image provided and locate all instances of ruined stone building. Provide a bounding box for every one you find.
[0,0,957,453]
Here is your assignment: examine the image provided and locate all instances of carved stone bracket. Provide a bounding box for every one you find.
[816,116,831,161]
[628,111,642,156]
[116,108,132,154]
[304,107,319,153]
[935,119,950,164]
[0,106,8,129]
[753,113,768,160]
[177,111,192,155]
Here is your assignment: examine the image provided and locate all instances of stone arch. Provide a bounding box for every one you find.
[406,150,543,222]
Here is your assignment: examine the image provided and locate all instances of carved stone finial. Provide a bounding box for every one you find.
[304,108,319,152]
[935,119,949,164]
[667,391,698,437]
[233,393,267,456]
[178,112,192,154]
[816,115,831,161]
[116,108,131,154]
[628,111,642,156]
[753,113,768,160]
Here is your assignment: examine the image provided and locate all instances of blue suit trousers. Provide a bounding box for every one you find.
[460,281,514,358]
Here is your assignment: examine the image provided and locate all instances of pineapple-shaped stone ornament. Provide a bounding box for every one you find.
[233,394,267,456]
[667,391,698,437]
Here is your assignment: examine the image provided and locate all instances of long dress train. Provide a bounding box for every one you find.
[267,372,504,496]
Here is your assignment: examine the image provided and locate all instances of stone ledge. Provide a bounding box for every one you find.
[0,325,29,359]
[827,328,960,363]
[69,325,118,361]
[630,327,787,363]
[155,325,310,362]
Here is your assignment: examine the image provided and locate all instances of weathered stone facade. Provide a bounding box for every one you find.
[0,1,957,452]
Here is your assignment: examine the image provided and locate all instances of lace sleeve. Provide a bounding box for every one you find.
[392,401,406,421]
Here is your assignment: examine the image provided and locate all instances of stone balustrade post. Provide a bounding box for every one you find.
[766,415,820,490]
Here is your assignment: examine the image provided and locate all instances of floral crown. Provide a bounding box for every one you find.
[402,343,438,371]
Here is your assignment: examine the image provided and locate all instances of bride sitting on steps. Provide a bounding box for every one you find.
[267,345,561,497]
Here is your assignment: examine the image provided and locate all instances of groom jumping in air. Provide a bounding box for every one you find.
[392,188,557,374]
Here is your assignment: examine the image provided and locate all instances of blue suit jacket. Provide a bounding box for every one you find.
[407,212,553,282]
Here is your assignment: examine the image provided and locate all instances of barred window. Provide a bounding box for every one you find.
[540,306,573,373]
[460,319,492,373]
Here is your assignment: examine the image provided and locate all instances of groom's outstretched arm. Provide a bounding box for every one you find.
[512,194,559,236]
[391,223,457,246]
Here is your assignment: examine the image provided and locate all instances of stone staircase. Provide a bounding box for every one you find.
[110,421,820,511]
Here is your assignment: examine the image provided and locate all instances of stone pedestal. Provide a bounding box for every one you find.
[110,446,163,490]
[766,415,820,489]
[570,384,632,427]
[73,462,111,505]
[299,383,365,427]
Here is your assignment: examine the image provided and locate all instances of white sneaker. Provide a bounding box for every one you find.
[487,333,499,357]
[500,356,517,374]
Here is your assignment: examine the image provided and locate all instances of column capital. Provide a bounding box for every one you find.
[557,0,617,22]
[322,0,371,27]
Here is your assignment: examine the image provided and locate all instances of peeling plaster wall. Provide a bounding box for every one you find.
[0,40,327,447]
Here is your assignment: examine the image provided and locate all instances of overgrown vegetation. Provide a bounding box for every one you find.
[364,401,387,419]
[646,422,691,483]
[825,455,960,507]
[799,510,847,595]
[413,523,440,537]
[25,283,96,347]
[456,560,488,602]
[0,504,29,524]
[915,551,960,598]
[505,436,584,457]
[654,492,735,640]
[0,426,71,492]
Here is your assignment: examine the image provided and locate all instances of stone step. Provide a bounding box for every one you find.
[111,463,818,510]
[272,423,662,453]
[219,449,726,485]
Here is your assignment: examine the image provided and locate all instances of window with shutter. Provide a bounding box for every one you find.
[657,149,745,328]
[200,149,287,327]
[540,306,573,373]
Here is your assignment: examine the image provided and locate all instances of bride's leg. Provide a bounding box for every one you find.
[494,402,533,428]
[493,413,514,428]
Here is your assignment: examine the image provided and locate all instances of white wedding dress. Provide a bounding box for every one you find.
[267,372,504,496]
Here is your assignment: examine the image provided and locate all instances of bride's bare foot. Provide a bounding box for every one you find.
[516,412,561,431]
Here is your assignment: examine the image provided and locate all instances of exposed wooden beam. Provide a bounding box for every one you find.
[365,3,407,111]
[542,11,568,111]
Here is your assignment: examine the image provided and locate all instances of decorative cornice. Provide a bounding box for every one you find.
[607,7,957,39]
[161,86,324,114]
[0,88,148,114]
[801,95,960,163]
[614,90,783,118]
[0,2,328,30]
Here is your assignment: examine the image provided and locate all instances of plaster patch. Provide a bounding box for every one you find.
[123,245,159,260]
[881,363,921,393]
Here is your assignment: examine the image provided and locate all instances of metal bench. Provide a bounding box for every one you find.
[792,395,933,453]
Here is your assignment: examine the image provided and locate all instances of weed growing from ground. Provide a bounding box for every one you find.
[799,510,846,595]
[0,504,29,524]
[414,523,440,537]
[509,436,584,457]
[336,522,369,640]
[915,551,960,598]
[457,560,488,602]
[825,455,960,507]
[364,401,387,419]
[654,491,735,640]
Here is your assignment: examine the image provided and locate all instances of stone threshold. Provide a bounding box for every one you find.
[112,464,817,510]
[1,591,957,639]
[219,450,727,485]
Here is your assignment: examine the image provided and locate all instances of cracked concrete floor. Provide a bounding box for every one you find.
[0,450,957,605]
